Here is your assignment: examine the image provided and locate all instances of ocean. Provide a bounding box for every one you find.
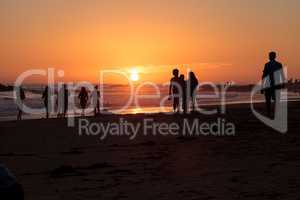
[0,84,299,121]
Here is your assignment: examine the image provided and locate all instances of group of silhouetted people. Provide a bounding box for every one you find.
[169,69,198,113]
[41,84,70,119]
[78,86,101,117]
[167,51,286,117]
[15,51,286,120]
[16,85,101,120]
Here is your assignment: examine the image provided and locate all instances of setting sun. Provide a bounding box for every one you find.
[129,69,139,82]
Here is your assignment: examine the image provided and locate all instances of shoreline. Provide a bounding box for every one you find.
[1,99,299,123]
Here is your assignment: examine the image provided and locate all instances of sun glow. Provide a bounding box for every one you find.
[129,68,139,81]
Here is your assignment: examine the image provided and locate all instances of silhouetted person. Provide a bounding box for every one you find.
[0,164,24,200]
[78,87,88,116]
[91,85,100,116]
[56,84,69,118]
[16,86,25,121]
[62,84,69,118]
[42,86,50,118]
[179,74,187,113]
[188,71,199,111]
[169,69,180,112]
[261,51,286,117]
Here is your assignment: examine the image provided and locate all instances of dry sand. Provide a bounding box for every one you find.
[0,102,299,200]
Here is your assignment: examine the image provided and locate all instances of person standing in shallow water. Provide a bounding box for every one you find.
[91,85,100,116]
[78,87,89,116]
[42,86,50,118]
[16,86,25,121]
[187,71,199,111]
[261,51,286,117]
[169,69,180,113]
[63,84,69,118]
[60,84,69,118]
[56,84,69,118]
[179,74,187,113]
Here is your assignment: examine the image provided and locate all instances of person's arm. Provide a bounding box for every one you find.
[169,79,172,96]
[261,64,267,94]
[262,64,267,79]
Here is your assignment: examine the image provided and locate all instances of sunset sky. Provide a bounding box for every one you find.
[0,0,299,84]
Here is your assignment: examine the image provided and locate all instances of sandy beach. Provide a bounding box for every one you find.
[0,102,299,199]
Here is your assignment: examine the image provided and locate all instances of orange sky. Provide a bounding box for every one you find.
[0,0,299,84]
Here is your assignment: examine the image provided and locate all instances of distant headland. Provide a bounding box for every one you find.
[0,84,14,92]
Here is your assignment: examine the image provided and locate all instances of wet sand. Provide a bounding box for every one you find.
[0,102,300,199]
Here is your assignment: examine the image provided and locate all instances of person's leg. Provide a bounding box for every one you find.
[97,100,100,114]
[273,89,278,101]
[45,102,49,118]
[172,96,176,112]
[80,103,84,116]
[82,103,86,116]
[183,98,187,114]
[174,97,179,113]
[44,101,49,119]
[181,97,184,113]
[57,105,61,118]
[272,89,280,117]
[18,109,22,120]
[64,104,68,118]
[191,94,196,111]
[17,110,21,120]
[179,97,182,113]
[172,96,177,112]
[265,92,272,117]
[186,95,190,113]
